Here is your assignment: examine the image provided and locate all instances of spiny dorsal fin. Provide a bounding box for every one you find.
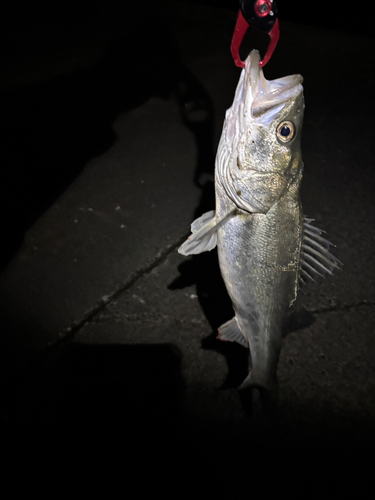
[299,218,342,286]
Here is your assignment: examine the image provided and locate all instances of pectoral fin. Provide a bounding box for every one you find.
[178,210,217,255]
[190,210,215,233]
[178,210,235,256]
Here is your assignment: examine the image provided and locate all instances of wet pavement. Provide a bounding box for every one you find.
[0,1,374,490]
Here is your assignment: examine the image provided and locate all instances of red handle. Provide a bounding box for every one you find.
[230,10,280,68]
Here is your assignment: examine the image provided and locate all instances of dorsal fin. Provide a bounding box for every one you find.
[299,219,342,286]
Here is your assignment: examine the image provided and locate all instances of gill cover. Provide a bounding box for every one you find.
[216,50,304,214]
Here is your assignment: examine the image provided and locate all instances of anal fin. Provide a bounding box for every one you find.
[217,316,249,348]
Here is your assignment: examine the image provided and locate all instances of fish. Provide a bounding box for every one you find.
[178,50,341,398]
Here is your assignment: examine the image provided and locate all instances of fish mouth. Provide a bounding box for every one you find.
[233,50,303,123]
[250,50,303,117]
[218,50,304,214]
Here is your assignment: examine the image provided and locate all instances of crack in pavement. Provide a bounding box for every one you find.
[7,232,374,387]
[310,299,375,315]
[84,299,375,328]
[52,232,190,346]
[48,227,375,349]
[2,234,189,386]
[87,310,207,326]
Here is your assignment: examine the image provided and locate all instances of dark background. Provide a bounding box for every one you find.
[1,0,372,35]
[189,0,374,34]
[0,0,371,268]
[0,0,374,489]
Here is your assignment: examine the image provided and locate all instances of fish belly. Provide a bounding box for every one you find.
[217,194,303,389]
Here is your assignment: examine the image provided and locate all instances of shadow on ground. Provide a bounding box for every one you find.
[2,343,185,430]
[2,340,373,492]
[0,2,214,272]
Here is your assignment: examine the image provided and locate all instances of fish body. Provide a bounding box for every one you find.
[215,179,303,391]
[179,50,340,393]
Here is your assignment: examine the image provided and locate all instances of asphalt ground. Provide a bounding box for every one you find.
[0,1,374,491]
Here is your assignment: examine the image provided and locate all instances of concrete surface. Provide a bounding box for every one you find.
[1,0,374,490]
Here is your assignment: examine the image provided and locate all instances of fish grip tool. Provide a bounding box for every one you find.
[231,0,280,67]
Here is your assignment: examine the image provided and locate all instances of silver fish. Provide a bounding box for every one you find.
[179,50,340,395]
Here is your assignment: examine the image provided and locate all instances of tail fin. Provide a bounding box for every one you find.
[239,371,277,392]
[239,371,279,421]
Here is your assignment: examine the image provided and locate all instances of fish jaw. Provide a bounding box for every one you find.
[225,50,304,143]
[216,50,304,215]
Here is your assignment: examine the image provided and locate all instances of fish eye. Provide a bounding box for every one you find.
[276,121,295,143]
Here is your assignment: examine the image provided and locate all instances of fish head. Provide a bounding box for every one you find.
[217,50,304,214]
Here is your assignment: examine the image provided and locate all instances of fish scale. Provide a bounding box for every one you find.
[179,50,341,398]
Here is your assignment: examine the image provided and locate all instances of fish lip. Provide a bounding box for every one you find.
[245,50,304,118]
